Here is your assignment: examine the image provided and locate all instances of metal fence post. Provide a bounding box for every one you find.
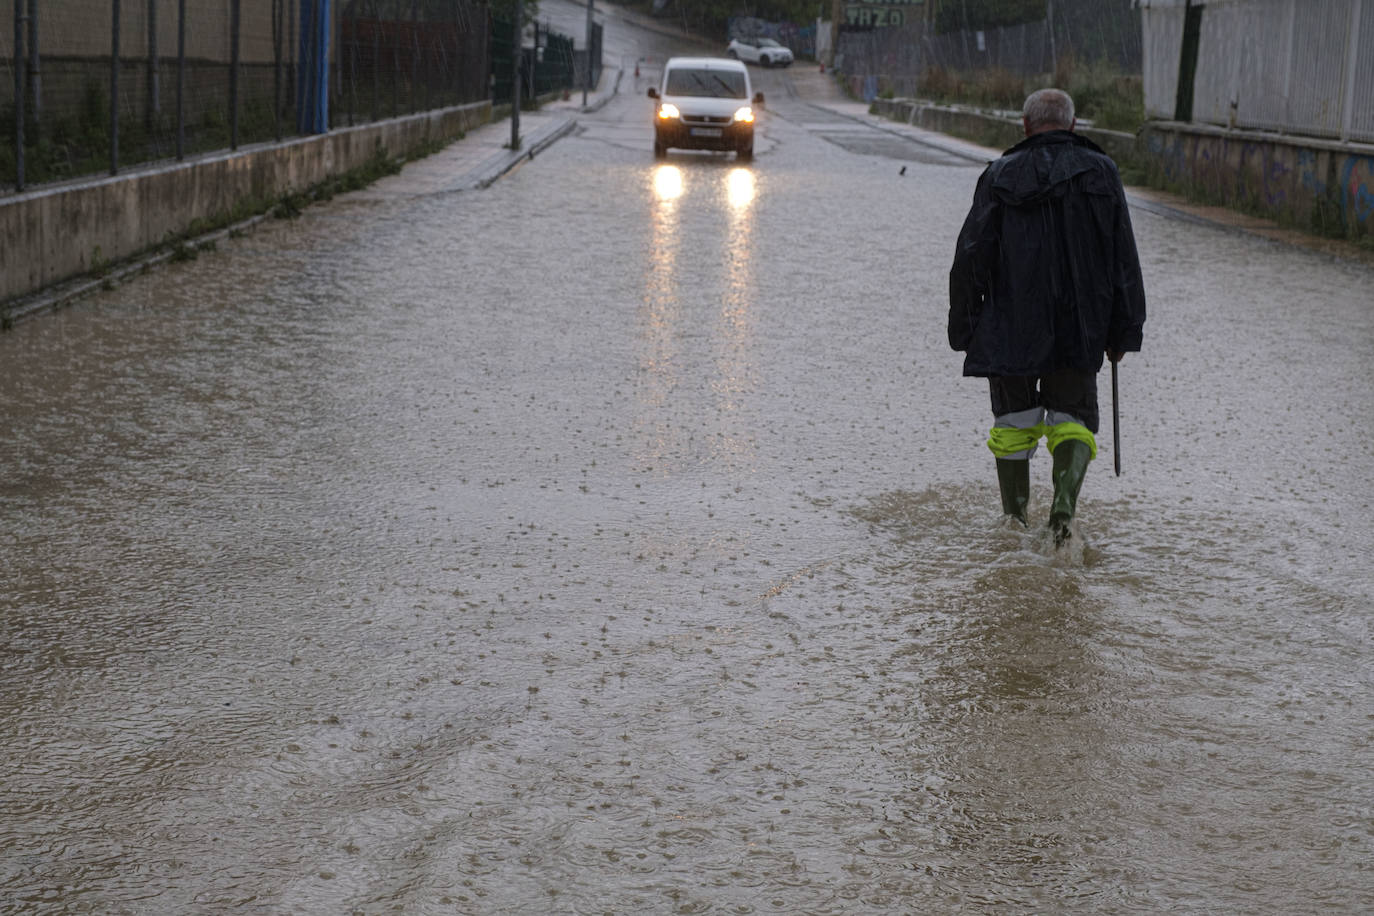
[583,0,592,107]
[1341,0,1363,142]
[177,0,185,159]
[1047,0,1057,78]
[26,0,39,125]
[146,0,158,133]
[274,0,283,140]
[372,3,380,122]
[347,1,357,126]
[111,0,120,176]
[296,0,330,134]
[230,0,240,149]
[289,0,296,124]
[511,0,521,149]
[13,1,24,190]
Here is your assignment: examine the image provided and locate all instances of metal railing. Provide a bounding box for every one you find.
[1,0,491,194]
[489,12,581,107]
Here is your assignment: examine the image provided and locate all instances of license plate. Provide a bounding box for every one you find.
[690,127,723,138]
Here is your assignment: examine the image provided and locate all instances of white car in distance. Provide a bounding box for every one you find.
[726,37,794,68]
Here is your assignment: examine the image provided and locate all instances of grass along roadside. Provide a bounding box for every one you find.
[874,58,1145,134]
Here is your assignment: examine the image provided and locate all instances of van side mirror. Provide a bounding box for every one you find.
[753,91,765,107]
[647,87,659,99]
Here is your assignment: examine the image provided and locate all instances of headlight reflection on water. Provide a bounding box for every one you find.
[725,168,756,210]
[652,164,685,201]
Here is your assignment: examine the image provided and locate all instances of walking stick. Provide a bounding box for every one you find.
[1111,359,1121,476]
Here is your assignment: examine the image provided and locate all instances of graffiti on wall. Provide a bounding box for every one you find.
[1341,157,1374,227]
[1144,128,1371,237]
[844,0,924,28]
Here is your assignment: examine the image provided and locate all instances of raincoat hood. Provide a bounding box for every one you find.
[989,131,1109,207]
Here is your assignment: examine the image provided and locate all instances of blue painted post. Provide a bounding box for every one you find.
[297,0,331,134]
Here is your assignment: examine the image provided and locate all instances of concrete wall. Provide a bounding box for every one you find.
[870,97,1139,167]
[1139,122,1374,239]
[0,99,490,308]
[871,97,1374,241]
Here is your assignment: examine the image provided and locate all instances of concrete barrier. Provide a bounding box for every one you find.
[869,97,1137,166]
[870,97,1374,243]
[1140,122,1374,241]
[1,100,491,311]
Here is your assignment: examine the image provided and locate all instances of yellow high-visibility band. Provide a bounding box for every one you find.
[1046,421,1097,460]
[987,424,1045,458]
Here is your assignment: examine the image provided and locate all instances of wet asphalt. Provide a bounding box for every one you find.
[2,6,1373,913]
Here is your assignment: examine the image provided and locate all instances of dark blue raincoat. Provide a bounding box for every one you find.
[948,130,1146,377]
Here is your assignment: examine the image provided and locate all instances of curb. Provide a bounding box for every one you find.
[1,114,586,328]
[1,213,272,329]
[582,68,624,114]
[7,68,625,328]
[473,117,580,189]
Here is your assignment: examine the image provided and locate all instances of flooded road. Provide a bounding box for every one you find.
[4,36,1374,915]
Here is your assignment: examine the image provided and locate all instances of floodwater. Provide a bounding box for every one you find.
[3,65,1373,914]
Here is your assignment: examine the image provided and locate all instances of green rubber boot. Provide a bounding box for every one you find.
[1047,440,1093,547]
[995,458,1030,526]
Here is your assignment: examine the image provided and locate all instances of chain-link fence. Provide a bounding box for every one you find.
[336,0,490,128]
[489,12,585,107]
[1,0,492,194]
[837,2,1142,101]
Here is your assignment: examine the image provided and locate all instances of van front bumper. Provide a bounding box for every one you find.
[655,119,754,152]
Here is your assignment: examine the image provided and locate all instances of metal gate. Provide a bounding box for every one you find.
[1141,0,1373,142]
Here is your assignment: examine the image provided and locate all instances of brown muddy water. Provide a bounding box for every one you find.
[2,93,1372,913]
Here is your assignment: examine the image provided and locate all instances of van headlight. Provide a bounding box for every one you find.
[733,107,755,124]
[658,103,681,120]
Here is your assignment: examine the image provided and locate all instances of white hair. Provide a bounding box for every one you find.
[1023,88,1075,132]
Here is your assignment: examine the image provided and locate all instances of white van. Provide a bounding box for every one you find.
[647,56,765,162]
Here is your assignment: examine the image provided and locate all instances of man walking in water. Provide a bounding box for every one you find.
[949,88,1146,546]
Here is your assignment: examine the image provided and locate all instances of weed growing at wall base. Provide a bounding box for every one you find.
[911,59,1144,134]
[4,86,316,192]
[1143,159,1372,249]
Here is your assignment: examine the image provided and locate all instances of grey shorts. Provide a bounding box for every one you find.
[988,369,1099,434]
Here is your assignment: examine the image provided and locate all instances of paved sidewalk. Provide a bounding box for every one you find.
[353,68,627,201]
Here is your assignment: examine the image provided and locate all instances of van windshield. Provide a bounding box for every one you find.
[665,68,747,99]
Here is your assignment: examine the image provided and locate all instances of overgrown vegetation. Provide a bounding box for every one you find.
[914,57,1144,133]
[2,82,303,188]
[1062,60,1145,133]
[917,66,1028,112]
[3,74,466,191]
